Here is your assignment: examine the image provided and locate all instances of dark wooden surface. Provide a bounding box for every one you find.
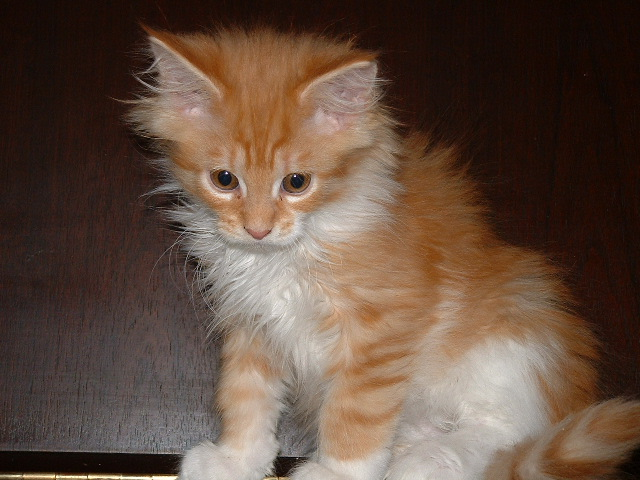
[1,0,638,469]
[0,451,302,476]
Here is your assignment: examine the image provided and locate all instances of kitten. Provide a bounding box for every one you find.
[128,26,640,480]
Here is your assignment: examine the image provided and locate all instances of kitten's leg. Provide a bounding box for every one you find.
[180,329,285,480]
[291,340,410,480]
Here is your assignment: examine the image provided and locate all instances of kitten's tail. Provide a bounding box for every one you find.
[487,399,640,480]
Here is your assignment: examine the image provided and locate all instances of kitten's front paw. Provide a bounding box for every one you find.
[180,442,271,480]
[290,461,351,480]
[387,442,464,480]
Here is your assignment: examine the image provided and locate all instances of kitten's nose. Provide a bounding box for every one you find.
[245,227,271,240]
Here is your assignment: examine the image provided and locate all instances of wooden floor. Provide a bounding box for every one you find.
[1,0,638,475]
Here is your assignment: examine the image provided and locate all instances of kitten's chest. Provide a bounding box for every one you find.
[204,245,332,353]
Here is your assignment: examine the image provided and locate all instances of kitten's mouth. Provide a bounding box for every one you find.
[222,230,298,252]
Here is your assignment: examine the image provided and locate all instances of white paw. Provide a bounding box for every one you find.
[290,461,353,480]
[290,452,392,480]
[179,442,273,480]
[387,442,464,480]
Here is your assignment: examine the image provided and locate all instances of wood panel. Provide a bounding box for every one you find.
[0,0,638,470]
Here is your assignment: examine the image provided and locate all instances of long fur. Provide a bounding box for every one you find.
[128,26,640,480]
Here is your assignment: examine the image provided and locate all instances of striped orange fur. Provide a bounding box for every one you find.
[128,26,640,480]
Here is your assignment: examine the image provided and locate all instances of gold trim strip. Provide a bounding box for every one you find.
[0,476,288,480]
[0,477,177,480]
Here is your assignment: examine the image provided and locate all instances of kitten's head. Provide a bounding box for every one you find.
[129,27,397,249]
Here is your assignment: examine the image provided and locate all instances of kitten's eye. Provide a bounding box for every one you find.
[282,173,311,194]
[211,170,239,191]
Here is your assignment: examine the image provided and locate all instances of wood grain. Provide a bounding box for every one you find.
[0,0,638,470]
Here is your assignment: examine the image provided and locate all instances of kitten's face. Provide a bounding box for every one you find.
[175,126,329,248]
[171,96,366,249]
[201,160,315,246]
[132,28,384,249]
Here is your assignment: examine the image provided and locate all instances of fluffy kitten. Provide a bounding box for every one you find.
[128,26,640,480]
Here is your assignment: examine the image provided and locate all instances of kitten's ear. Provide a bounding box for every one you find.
[300,58,380,132]
[144,26,221,119]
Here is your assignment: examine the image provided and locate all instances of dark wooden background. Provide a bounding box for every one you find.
[1,0,639,473]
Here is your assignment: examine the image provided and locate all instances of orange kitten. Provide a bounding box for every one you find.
[128,26,640,480]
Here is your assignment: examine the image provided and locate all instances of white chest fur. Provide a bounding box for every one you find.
[193,237,333,369]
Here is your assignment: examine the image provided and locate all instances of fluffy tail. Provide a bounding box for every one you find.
[487,399,640,479]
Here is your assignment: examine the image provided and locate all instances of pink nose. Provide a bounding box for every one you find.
[245,228,271,240]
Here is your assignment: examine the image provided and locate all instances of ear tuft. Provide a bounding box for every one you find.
[145,33,220,119]
[301,59,381,132]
